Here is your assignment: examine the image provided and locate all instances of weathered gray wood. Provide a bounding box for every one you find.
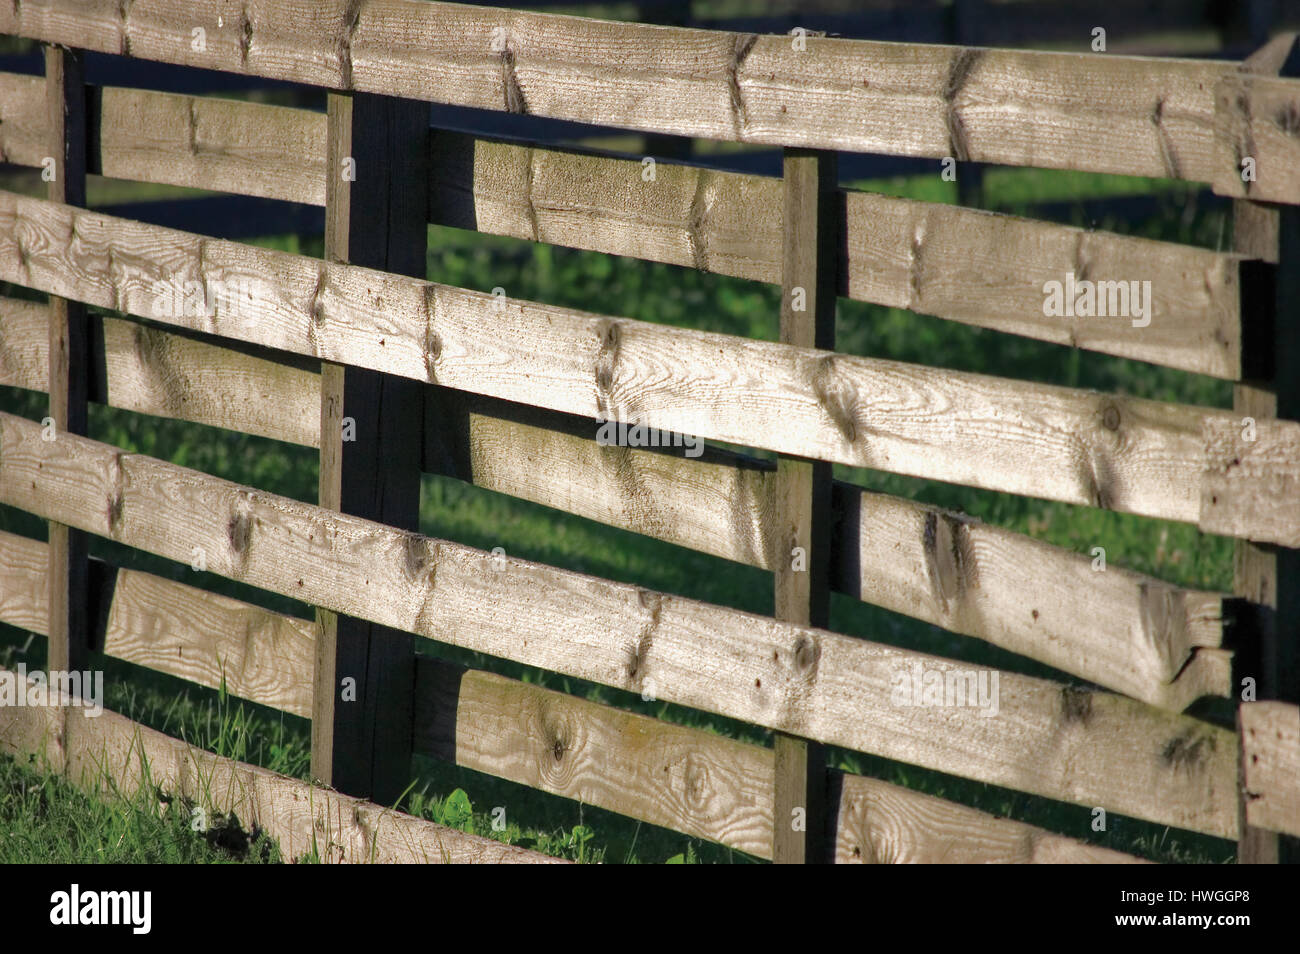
[0,412,1242,838]
[0,0,1248,182]
[0,534,1152,860]
[44,44,89,679]
[429,132,1246,379]
[0,297,1231,709]
[0,72,48,167]
[0,529,316,717]
[1231,33,1300,865]
[1214,73,1300,204]
[2,191,1283,535]
[96,84,327,205]
[1240,701,1300,837]
[0,299,321,446]
[0,668,560,863]
[0,75,1251,378]
[833,774,1148,864]
[414,657,775,857]
[0,528,50,636]
[1202,417,1300,547]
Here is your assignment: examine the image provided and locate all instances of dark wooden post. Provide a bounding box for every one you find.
[1232,35,1300,864]
[44,45,90,683]
[771,148,837,864]
[311,92,428,806]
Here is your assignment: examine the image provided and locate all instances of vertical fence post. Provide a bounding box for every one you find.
[771,148,837,864]
[311,92,429,806]
[44,45,89,691]
[1232,35,1299,864]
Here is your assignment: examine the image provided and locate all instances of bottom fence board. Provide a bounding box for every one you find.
[0,665,561,864]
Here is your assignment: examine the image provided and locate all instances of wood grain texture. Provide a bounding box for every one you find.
[0,191,1264,530]
[0,529,316,717]
[833,774,1147,864]
[0,72,48,168]
[0,413,1241,838]
[44,43,90,677]
[0,668,561,863]
[0,528,50,636]
[1240,701,1300,837]
[0,0,1248,182]
[0,73,1249,378]
[0,532,1152,860]
[771,147,835,864]
[0,298,320,446]
[415,658,775,857]
[1202,417,1300,547]
[96,84,327,205]
[430,133,1246,379]
[0,301,1231,708]
[1214,73,1300,204]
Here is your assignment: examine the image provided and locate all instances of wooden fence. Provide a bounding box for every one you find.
[0,0,1298,863]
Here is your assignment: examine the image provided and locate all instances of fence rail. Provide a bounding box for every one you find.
[0,1,1297,863]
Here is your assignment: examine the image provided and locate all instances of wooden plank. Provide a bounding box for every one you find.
[313,91,427,804]
[0,0,1247,182]
[412,656,1148,862]
[0,667,561,863]
[1240,701,1300,837]
[0,528,50,636]
[0,74,1249,378]
[44,44,89,679]
[0,413,1242,838]
[0,532,1153,860]
[771,148,835,865]
[0,192,1274,532]
[0,299,320,446]
[437,393,1230,711]
[1231,33,1300,864]
[0,310,1229,710]
[1202,417,1300,547]
[414,657,774,857]
[833,774,1148,864]
[95,84,327,205]
[1214,73,1300,204]
[428,132,1244,379]
[0,72,48,167]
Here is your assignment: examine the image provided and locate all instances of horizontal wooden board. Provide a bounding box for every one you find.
[1214,74,1300,204]
[415,657,774,856]
[0,77,1248,378]
[0,0,1249,182]
[1240,701,1300,837]
[0,530,1152,858]
[1,192,1279,535]
[0,74,1249,377]
[0,665,561,863]
[0,529,316,717]
[0,412,1241,838]
[0,72,47,168]
[0,296,320,445]
[834,774,1147,863]
[431,132,1246,380]
[0,301,1233,708]
[1201,417,1300,547]
[0,525,49,635]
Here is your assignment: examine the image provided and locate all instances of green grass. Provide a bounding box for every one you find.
[0,162,1243,863]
